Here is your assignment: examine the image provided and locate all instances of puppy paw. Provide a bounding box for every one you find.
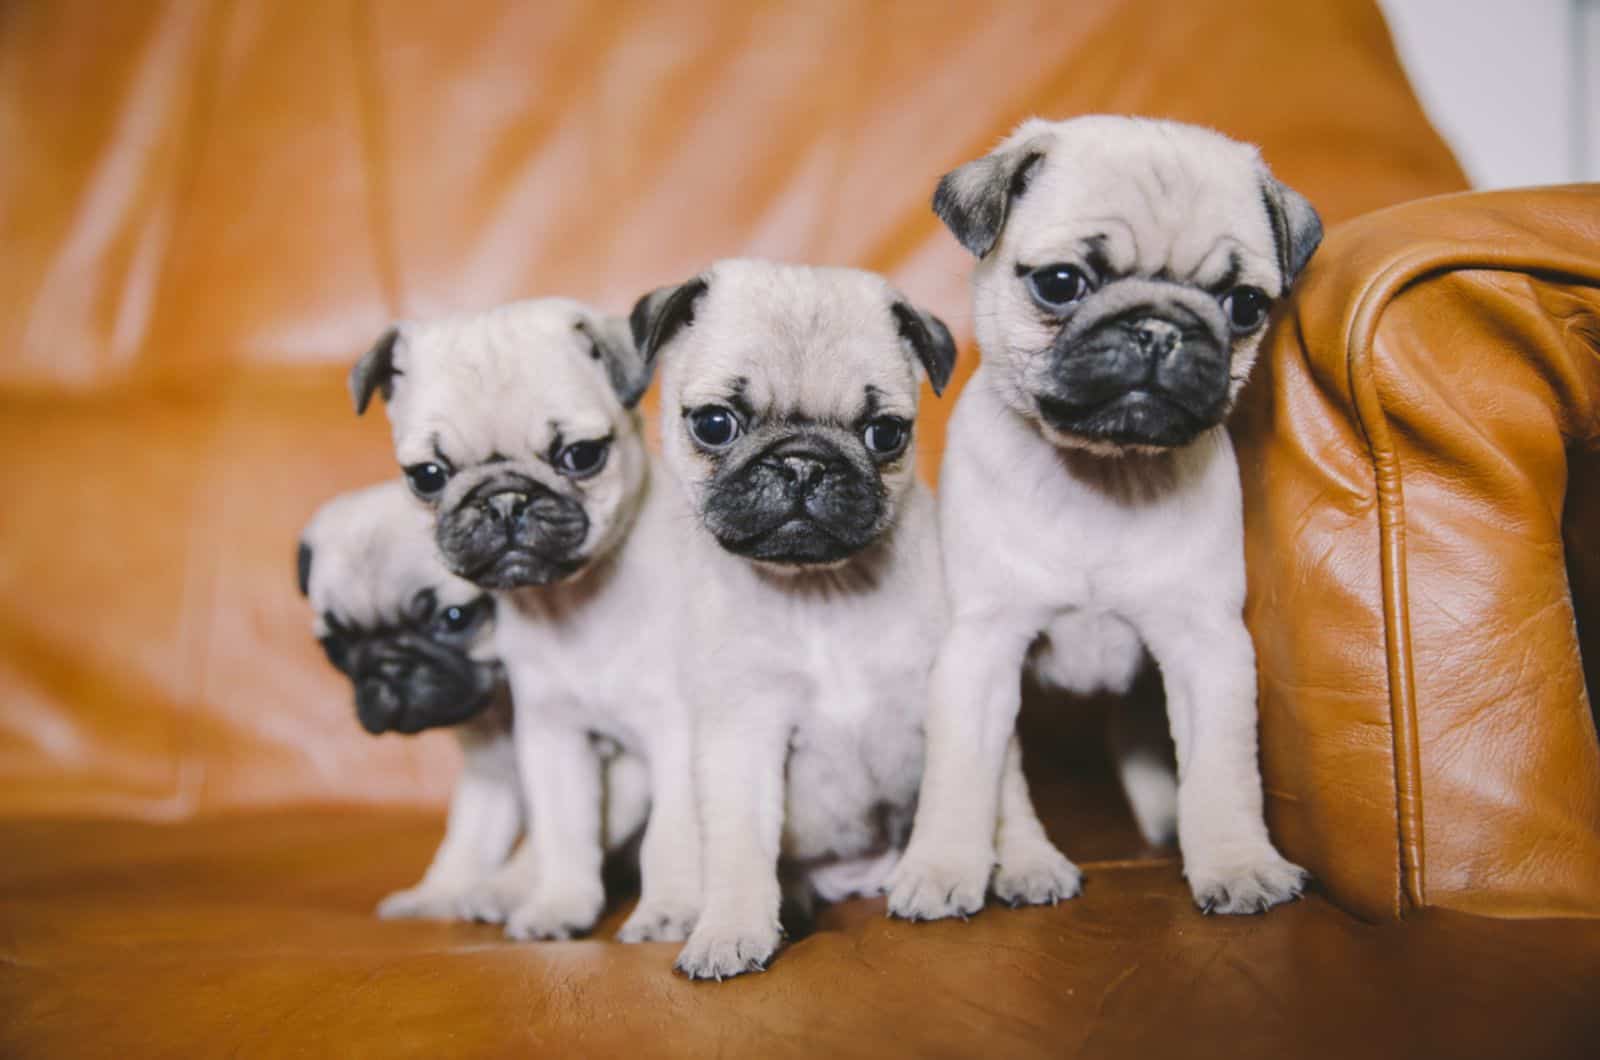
[992,840,1082,908]
[504,886,605,941]
[453,875,528,925]
[376,885,466,921]
[674,915,783,981]
[617,899,699,943]
[1186,848,1307,915]
[885,849,990,921]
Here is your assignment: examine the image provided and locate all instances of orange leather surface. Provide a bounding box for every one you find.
[4,801,1599,1059]
[0,0,1466,818]
[1237,185,1600,920]
[10,0,1600,1053]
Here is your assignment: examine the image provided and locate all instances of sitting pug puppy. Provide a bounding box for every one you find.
[298,479,650,921]
[889,116,1322,921]
[631,259,985,980]
[350,299,700,943]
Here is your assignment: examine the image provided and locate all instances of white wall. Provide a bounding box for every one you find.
[1377,0,1596,188]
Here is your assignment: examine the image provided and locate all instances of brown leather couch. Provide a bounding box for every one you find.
[4,1,1598,1056]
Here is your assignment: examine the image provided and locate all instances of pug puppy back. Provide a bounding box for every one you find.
[350,299,700,944]
[632,259,974,980]
[890,116,1321,920]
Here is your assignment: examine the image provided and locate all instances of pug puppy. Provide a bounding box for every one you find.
[350,299,700,943]
[298,479,652,921]
[888,116,1322,920]
[299,479,519,920]
[633,259,995,980]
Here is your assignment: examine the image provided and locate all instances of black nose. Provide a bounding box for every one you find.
[372,656,412,682]
[355,679,403,734]
[1129,318,1181,359]
[762,442,835,496]
[779,455,827,492]
[480,490,529,526]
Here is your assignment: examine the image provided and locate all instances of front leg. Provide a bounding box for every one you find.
[674,713,789,980]
[460,745,654,925]
[618,725,702,943]
[991,734,1082,907]
[504,716,608,940]
[455,838,538,924]
[887,614,1041,921]
[377,741,523,920]
[1136,611,1306,914]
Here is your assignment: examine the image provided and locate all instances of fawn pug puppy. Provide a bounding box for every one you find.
[298,479,650,921]
[632,259,976,980]
[889,116,1322,921]
[350,299,700,943]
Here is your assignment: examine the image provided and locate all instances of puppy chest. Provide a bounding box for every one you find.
[780,683,924,860]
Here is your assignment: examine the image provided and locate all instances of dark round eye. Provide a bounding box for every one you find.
[405,462,450,500]
[555,439,609,478]
[1221,286,1271,333]
[436,599,485,634]
[1027,264,1091,311]
[862,416,910,458]
[688,405,741,449]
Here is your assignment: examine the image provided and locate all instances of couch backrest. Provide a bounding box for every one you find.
[0,0,1467,816]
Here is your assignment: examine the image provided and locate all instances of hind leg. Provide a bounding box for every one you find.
[1109,675,1179,847]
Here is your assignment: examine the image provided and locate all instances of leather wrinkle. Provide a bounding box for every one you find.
[1340,237,1600,914]
[351,0,401,316]
[8,6,1600,1053]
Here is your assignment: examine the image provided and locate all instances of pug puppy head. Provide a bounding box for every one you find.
[298,480,501,735]
[935,115,1322,456]
[350,298,653,590]
[631,259,955,572]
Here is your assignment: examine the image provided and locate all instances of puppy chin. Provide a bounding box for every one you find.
[354,678,497,735]
[750,555,853,577]
[1029,390,1221,457]
[460,549,588,590]
[713,518,865,573]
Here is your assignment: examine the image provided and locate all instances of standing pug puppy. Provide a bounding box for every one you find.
[298,480,651,921]
[889,116,1321,920]
[350,300,700,943]
[632,260,967,980]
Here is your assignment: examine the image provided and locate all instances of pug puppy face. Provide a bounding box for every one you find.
[298,480,500,735]
[631,259,954,570]
[936,115,1322,455]
[350,299,653,590]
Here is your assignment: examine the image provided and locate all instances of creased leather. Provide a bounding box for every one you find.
[9,1,1597,1052]
[1237,185,1600,920]
[3,804,1599,1059]
[0,0,1466,822]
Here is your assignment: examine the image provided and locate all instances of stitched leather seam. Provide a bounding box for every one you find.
[1342,241,1600,916]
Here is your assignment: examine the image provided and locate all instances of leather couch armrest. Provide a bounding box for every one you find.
[1233,186,1600,920]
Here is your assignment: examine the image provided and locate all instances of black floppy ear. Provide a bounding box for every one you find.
[1260,174,1323,290]
[350,326,401,415]
[933,142,1046,259]
[629,277,710,367]
[576,314,653,409]
[890,301,958,397]
[296,541,313,597]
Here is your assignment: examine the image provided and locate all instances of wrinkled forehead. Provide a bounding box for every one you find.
[678,271,919,419]
[1009,127,1279,288]
[393,309,618,462]
[309,538,474,635]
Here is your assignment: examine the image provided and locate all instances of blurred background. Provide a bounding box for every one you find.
[0,0,1582,818]
[1379,0,1598,186]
